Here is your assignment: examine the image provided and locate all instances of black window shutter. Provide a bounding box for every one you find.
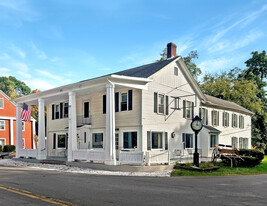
[199,108,201,119]
[222,112,225,126]
[206,109,208,125]
[65,133,68,149]
[217,112,219,126]
[182,134,185,149]
[165,96,169,115]
[52,104,55,120]
[211,111,214,125]
[183,100,186,118]
[191,102,194,119]
[154,93,158,113]
[128,90,132,111]
[53,133,56,149]
[60,103,63,119]
[103,95,106,114]
[115,92,119,112]
[147,131,151,150]
[165,132,168,150]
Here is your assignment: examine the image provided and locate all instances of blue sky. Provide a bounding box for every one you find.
[0,0,266,90]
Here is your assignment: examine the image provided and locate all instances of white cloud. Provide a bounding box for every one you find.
[0,67,10,76]
[12,62,31,78]
[10,45,26,58]
[17,71,31,78]
[30,41,47,60]
[24,79,56,90]
[198,57,236,73]
[35,69,63,81]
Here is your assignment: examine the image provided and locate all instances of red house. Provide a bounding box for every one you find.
[0,90,35,150]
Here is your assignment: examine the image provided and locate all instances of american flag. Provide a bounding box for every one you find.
[20,103,32,122]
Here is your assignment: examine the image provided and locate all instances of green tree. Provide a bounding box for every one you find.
[157,48,167,62]
[183,50,202,81]
[245,50,267,81]
[0,76,31,98]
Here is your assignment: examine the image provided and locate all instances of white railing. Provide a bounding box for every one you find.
[72,149,105,162]
[146,150,170,166]
[119,151,144,165]
[18,149,38,158]
[77,115,92,125]
[48,149,66,157]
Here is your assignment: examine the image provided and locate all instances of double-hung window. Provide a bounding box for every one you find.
[154,93,169,115]
[57,134,66,149]
[210,134,218,148]
[183,100,194,119]
[121,93,128,111]
[64,103,68,118]
[232,114,238,128]
[152,132,163,149]
[239,115,244,129]
[84,101,90,118]
[182,133,193,149]
[55,104,60,119]
[92,133,103,148]
[199,108,208,125]
[0,120,5,130]
[232,137,238,149]
[123,132,137,149]
[223,112,229,127]
[147,131,168,150]
[211,110,219,126]
[0,98,3,109]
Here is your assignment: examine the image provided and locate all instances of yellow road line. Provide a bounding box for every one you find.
[0,184,75,206]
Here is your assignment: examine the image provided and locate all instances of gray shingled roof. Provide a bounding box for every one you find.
[203,94,253,115]
[203,125,221,133]
[114,56,179,78]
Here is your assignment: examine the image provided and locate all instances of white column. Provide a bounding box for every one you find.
[37,99,46,159]
[10,120,14,145]
[32,118,36,149]
[16,104,23,158]
[68,91,77,162]
[105,81,116,165]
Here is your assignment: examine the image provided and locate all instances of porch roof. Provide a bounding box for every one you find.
[203,125,221,133]
[14,75,152,105]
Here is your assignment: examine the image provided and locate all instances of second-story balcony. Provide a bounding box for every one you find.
[77,115,92,126]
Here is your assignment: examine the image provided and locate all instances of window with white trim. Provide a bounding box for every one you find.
[64,103,68,118]
[223,112,229,127]
[212,110,219,126]
[182,133,193,149]
[239,137,248,149]
[210,134,218,148]
[232,137,238,149]
[183,100,194,119]
[232,114,238,128]
[0,120,5,130]
[199,108,208,125]
[92,133,103,148]
[152,132,163,149]
[22,122,25,131]
[154,93,169,115]
[239,115,244,129]
[55,104,60,119]
[57,134,66,148]
[0,98,3,109]
[83,101,90,118]
[121,93,127,111]
[158,94,164,114]
[123,132,137,149]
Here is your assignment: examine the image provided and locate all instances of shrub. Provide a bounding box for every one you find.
[239,156,261,167]
[3,145,16,152]
[236,149,264,161]
[0,145,2,152]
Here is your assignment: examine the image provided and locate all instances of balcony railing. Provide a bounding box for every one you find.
[77,115,92,126]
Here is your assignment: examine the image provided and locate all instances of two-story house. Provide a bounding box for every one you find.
[0,90,36,150]
[13,43,253,165]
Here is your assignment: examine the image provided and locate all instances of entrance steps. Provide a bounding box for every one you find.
[40,159,66,165]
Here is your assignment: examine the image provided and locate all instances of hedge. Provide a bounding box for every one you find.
[0,145,2,152]
[238,156,261,167]
[236,149,264,161]
[3,145,16,152]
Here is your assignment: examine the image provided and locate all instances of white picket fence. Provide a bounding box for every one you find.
[72,149,105,162]
[119,151,144,165]
[146,150,170,166]
[18,149,38,158]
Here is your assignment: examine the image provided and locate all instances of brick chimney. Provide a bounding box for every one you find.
[167,42,177,58]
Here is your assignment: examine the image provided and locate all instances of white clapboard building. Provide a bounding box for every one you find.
[14,43,253,165]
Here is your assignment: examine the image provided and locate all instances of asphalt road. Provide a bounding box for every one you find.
[0,166,266,206]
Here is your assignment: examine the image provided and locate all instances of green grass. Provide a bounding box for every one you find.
[171,155,267,177]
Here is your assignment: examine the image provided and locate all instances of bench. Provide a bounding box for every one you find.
[0,153,9,159]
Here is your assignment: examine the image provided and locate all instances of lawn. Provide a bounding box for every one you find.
[171,155,267,176]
